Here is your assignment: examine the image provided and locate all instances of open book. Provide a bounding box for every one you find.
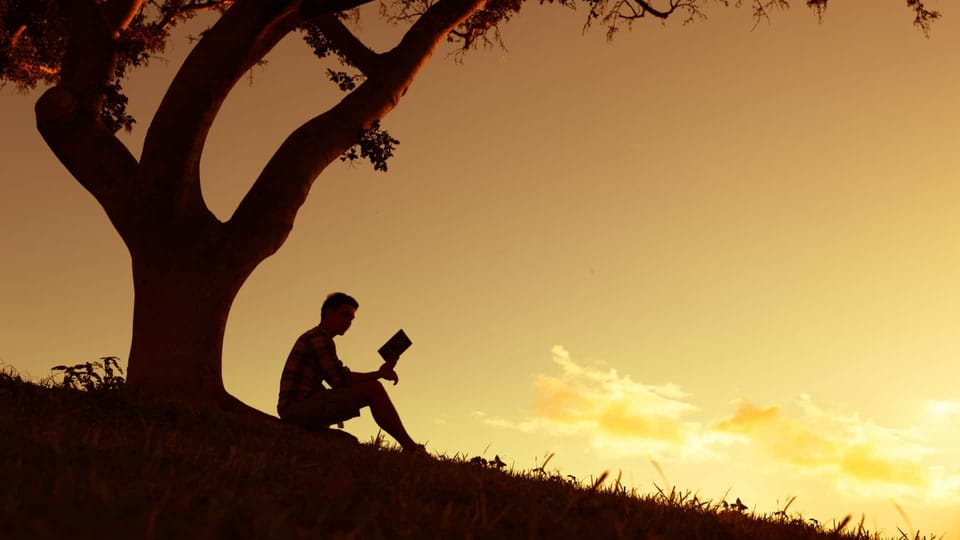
[378,329,412,363]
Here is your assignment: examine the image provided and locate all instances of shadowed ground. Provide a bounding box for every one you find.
[0,368,938,540]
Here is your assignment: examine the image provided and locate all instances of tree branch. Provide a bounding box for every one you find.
[35,87,140,241]
[908,0,940,36]
[157,0,235,31]
[632,0,683,18]
[139,0,301,217]
[9,24,27,47]
[226,0,487,262]
[58,0,120,117]
[306,15,382,77]
[300,0,379,17]
[103,0,146,33]
[33,0,142,239]
[751,0,790,28]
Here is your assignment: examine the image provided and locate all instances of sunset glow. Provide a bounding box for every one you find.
[478,347,960,506]
[2,1,959,536]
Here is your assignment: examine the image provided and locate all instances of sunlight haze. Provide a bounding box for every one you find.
[1,1,958,536]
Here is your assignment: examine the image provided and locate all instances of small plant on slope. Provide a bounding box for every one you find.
[51,356,125,392]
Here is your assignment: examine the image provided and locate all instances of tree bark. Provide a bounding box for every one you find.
[123,234,247,403]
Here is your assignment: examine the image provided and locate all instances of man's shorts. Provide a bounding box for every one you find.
[282,386,364,429]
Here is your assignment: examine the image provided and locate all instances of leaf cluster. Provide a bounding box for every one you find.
[51,356,125,392]
[301,14,358,64]
[302,15,405,172]
[0,0,66,90]
[0,0,231,131]
[340,120,400,172]
[326,68,364,92]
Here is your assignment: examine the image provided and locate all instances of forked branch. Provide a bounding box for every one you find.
[139,1,301,215]
[631,0,698,19]
[908,0,940,36]
[227,0,487,262]
[751,0,790,27]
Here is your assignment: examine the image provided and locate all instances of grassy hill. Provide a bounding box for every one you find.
[0,366,938,540]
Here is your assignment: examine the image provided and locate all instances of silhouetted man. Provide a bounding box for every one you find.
[278,292,421,451]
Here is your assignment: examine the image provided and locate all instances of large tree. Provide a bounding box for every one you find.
[0,0,940,410]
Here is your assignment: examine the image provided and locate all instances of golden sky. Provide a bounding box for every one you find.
[1,1,959,536]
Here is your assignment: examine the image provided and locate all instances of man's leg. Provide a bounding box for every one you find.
[289,381,419,450]
[355,380,418,450]
[282,393,359,431]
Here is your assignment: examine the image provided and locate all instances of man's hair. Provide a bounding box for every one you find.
[321,292,359,319]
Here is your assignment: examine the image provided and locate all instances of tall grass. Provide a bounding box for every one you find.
[0,364,940,540]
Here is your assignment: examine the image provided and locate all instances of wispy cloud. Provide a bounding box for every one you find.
[713,396,938,498]
[478,345,730,459]
[926,399,960,420]
[479,346,960,503]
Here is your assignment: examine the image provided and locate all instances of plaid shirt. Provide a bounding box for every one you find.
[277,326,351,418]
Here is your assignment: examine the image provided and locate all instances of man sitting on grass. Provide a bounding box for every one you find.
[277,292,422,452]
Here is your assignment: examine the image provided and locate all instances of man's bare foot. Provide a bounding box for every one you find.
[402,443,427,455]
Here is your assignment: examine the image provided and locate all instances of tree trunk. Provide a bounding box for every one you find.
[124,241,247,405]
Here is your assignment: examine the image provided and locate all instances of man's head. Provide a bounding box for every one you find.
[320,292,359,336]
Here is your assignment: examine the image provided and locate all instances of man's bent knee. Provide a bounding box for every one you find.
[357,379,386,398]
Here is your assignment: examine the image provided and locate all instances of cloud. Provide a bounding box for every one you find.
[927,399,960,420]
[481,346,960,503]
[713,398,935,495]
[532,347,699,444]
[479,345,727,459]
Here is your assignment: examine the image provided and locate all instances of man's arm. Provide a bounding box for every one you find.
[346,362,400,386]
[311,330,400,387]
